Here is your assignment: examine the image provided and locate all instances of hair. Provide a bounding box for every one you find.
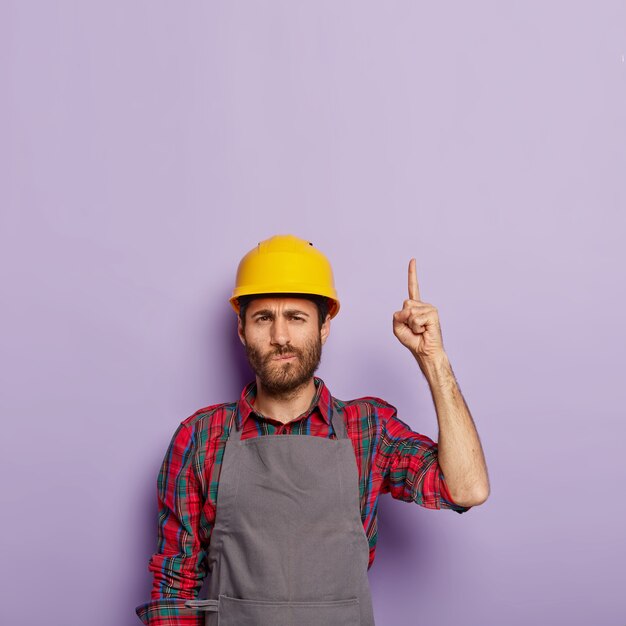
[238,293,330,330]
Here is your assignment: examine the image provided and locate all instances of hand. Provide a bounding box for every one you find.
[392,259,446,363]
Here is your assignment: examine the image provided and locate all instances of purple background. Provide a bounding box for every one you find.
[2,2,625,625]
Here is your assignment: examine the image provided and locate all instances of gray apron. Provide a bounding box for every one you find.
[186,403,376,626]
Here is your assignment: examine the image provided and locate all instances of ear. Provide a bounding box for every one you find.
[320,314,331,345]
[237,317,246,345]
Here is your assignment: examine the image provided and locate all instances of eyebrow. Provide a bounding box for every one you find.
[251,308,311,318]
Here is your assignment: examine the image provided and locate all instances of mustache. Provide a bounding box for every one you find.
[266,346,302,360]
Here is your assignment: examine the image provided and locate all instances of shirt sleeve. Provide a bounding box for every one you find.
[379,407,471,514]
[135,422,208,626]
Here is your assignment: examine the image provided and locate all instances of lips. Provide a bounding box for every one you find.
[268,350,299,363]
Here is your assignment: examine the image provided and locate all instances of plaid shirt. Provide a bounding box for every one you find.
[136,377,471,625]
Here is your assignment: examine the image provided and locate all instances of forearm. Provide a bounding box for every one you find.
[418,352,489,506]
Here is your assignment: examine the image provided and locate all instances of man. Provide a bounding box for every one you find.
[136,234,489,626]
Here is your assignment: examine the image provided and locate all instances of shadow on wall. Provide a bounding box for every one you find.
[370,493,440,580]
[129,471,164,625]
[203,287,256,401]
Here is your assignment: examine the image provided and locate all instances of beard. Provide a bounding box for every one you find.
[244,334,322,396]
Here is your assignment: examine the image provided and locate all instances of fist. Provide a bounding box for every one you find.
[393,259,445,362]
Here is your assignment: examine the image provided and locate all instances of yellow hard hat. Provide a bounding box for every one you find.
[230,234,340,318]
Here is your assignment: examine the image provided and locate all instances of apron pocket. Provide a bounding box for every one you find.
[217,593,360,626]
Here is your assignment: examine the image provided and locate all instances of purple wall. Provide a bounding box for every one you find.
[2,2,625,625]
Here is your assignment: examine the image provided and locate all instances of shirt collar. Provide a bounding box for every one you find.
[236,376,332,429]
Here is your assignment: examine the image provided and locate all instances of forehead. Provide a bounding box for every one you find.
[245,296,318,315]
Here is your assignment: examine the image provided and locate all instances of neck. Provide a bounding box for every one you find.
[252,377,317,424]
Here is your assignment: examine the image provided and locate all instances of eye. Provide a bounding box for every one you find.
[256,315,272,322]
[290,315,305,322]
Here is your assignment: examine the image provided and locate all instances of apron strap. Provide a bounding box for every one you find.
[230,403,243,442]
[329,403,348,440]
[229,400,348,441]
[230,402,248,443]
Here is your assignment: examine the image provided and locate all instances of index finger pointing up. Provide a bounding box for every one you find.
[408,258,421,301]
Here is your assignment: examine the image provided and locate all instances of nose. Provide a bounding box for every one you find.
[270,316,290,347]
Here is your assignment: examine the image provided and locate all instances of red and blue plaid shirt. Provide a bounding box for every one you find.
[136,377,471,625]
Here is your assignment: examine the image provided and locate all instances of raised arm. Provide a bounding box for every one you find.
[392,259,489,507]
